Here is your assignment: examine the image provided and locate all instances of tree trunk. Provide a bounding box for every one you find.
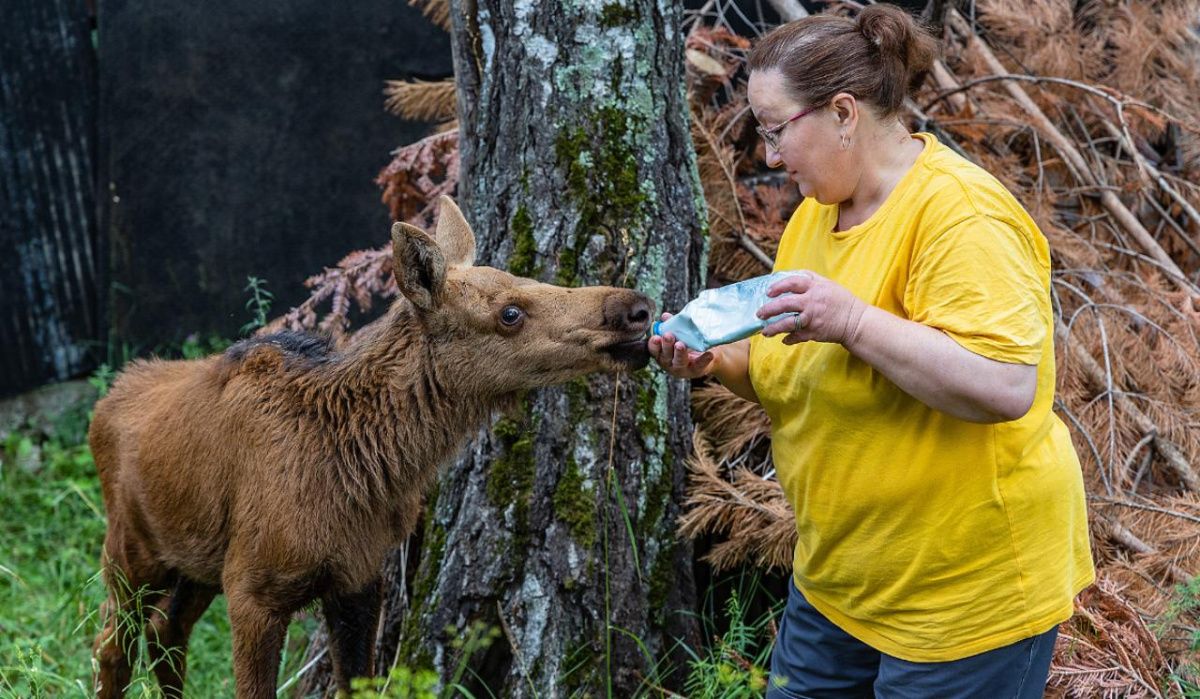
[391,1,706,695]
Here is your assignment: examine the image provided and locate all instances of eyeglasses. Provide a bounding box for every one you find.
[755,105,820,151]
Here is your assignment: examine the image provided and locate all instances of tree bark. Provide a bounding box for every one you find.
[389,1,706,695]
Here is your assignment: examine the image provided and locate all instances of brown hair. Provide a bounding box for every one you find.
[747,5,938,117]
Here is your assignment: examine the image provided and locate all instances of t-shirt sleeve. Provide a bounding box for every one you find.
[904,215,1047,365]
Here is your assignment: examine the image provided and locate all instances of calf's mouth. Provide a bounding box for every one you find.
[600,334,652,370]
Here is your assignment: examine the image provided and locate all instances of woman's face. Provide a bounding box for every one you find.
[747,69,855,205]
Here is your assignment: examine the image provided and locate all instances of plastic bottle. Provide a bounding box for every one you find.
[651,271,804,352]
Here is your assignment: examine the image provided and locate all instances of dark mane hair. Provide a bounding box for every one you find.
[224,330,335,364]
[747,5,938,117]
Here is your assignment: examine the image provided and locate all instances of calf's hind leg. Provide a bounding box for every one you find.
[144,576,219,698]
[323,577,384,691]
[93,537,169,699]
[226,587,290,699]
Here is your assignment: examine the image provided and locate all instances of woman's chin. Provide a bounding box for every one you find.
[795,180,818,201]
[798,183,836,205]
[791,176,808,196]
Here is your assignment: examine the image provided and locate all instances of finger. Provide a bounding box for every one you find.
[760,320,785,337]
[659,311,674,321]
[671,342,690,368]
[648,338,671,369]
[757,297,801,320]
[657,336,676,365]
[766,271,814,297]
[761,315,802,337]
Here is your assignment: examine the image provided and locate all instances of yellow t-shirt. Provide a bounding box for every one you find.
[748,132,1094,662]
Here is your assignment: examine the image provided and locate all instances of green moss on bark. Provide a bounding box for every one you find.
[600,3,638,27]
[486,401,537,551]
[552,95,651,287]
[561,635,605,693]
[647,540,677,629]
[508,204,539,278]
[397,504,447,671]
[552,455,597,548]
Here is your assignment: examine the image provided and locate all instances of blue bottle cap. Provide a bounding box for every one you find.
[652,320,662,337]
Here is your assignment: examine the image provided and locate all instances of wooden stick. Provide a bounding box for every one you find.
[1056,320,1199,492]
[766,0,808,22]
[1097,514,1191,585]
[945,10,1190,288]
[1089,495,1200,525]
[929,60,968,113]
[1099,119,1200,252]
[692,112,776,271]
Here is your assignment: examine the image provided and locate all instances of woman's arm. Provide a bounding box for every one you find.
[705,339,758,403]
[758,273,1037,423]
[844,305,1037,422]
[648,323,759,404]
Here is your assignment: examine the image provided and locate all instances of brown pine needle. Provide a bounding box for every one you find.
[406,0,451,33]
[384,79,458,122]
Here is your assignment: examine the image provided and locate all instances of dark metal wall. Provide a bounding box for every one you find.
[2,1,453,396]
[99,1,453,354]
[1,0,100,396]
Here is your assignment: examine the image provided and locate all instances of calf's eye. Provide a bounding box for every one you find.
[500,305,524,326]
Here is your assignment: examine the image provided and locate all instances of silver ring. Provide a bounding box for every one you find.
[793,314,804,332]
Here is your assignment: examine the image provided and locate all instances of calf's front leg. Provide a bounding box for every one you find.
[324,577,384,692]
[226,589,289,699]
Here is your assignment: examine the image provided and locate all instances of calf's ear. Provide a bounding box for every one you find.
[434,196,477,268]
[392,222,447,312]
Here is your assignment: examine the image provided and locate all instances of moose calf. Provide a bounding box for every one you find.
[90,197,652,698]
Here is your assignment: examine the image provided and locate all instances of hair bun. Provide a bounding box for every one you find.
[856,4,936,94]
[857,4,909,51]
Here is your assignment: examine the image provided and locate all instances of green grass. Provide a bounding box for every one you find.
[1,392,110,697]
[0,363,316,698]
[1159,576,1200,696]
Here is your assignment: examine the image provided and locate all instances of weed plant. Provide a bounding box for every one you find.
[679,572,781,699]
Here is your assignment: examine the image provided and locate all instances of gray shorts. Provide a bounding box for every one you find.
[768,580,1058,699]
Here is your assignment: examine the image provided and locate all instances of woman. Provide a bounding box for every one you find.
[650,6,1093,697]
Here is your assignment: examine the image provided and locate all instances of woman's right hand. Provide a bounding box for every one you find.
[647,312,718,380]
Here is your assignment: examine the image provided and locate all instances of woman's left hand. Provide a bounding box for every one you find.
[757,271,867,346]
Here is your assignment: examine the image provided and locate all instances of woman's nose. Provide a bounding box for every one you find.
[765,148,783,169]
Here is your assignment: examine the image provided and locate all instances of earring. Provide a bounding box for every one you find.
[841,134,850,150]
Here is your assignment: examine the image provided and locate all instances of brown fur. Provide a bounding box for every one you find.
[90,197,652,698]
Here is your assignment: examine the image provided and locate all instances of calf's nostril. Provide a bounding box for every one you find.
[604,294,654,331]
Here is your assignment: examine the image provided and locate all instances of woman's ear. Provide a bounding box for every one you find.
[830,92,858,129]
[830,92,859,150]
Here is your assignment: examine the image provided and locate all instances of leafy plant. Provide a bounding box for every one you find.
[240,276,274,336]
[89,364,116,398]
[350,666,440,699]
[178,333,232,361]
[352,621,498,699]
[680,574,780,699]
